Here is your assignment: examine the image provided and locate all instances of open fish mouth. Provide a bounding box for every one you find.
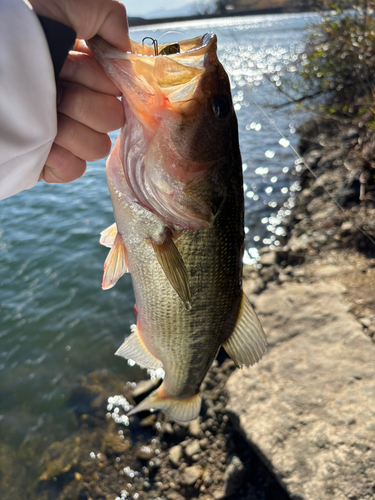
[88,33,219,117]
[89,32,216,59]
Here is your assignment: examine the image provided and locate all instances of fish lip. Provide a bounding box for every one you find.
[152,32,216,58]
[87,33,217,60]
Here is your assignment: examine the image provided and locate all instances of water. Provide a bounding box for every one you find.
[0,10,318,487]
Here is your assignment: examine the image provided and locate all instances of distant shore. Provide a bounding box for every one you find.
[128,5,314,28]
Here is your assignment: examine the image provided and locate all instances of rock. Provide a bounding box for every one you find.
[162,422,174,434]
[278,272,290,283]
[39,441,80,481]
[199,438,209,450]
[139,414,156,427]
[185,440,201,458]
[317,148,344,170]
[341,221,353,232]
[259,251,276,266]
[188,418,202,438]
[343,127,359,142]
[223,455,245,497]
[243,277,264,296]
[292,268,306,277]
[359,317,372,328]
[314,264,341,278]
[243,265,258,279]
[258,246,271,255]
[182,465,202,486]
[302,149,322,169]
[166,493,184,500]
[259,266,277,283]
[169,445,182,467]
[136,445,154,460]
[226,282,375,500]
[310,207,334,221]
[212,490,225,500]
[288,233,311,253]
[202,469,212,486]
[102,431,132,456]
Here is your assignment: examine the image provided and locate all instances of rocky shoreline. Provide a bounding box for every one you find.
[7,118,375,500]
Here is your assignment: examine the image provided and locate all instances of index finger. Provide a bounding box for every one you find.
[96,1,131,52]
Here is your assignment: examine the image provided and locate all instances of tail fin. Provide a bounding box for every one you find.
[128,384,202,423]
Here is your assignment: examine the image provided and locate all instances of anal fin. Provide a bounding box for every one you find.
[127,383,202,423]
[102,232,129,290]
[115,325,163,370]
[223,292,267,368]
[150,231,191,310]
[100,222,118,248]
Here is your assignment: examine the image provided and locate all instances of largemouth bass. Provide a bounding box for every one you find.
[89,33,267,423]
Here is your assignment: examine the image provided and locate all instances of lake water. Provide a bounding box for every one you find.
[0,10,319,491]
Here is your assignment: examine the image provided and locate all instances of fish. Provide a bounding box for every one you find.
[88,33,267,423]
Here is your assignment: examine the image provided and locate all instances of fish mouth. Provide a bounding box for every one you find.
[88,32,216,59]
[87,33,219,118]
[131,32,216,58]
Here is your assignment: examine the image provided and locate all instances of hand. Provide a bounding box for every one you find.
[29,0,131,183]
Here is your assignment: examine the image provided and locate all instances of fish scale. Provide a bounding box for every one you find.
[115,180,241,399]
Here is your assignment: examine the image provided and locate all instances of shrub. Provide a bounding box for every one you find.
[284,1,375,120]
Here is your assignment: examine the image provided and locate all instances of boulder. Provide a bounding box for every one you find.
[226,281,375,500]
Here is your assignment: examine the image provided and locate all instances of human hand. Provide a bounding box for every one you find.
[29,0,131,183]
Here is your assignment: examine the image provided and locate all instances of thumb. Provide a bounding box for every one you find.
[30,0,131,52]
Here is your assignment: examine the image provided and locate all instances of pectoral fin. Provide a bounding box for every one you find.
[115,325,163,370]
[99,222,118,247]
[102,233,129,290]
[223,292,267,368]
[151,233,191,310]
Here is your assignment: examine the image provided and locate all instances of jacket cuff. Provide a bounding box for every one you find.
[37,15,76,80]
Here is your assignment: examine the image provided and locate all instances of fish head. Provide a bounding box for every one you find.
[88,34,239,230]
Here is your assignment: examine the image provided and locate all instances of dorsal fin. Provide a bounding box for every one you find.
[102,233,129,290]
[150,232,191,310]
[223,292,267,368]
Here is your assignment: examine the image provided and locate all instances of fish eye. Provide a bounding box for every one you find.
[211,95,231,121]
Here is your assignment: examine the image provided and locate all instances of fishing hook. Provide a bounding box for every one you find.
[142,36,158,56]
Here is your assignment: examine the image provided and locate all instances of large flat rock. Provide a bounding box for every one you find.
[226,281,375,500]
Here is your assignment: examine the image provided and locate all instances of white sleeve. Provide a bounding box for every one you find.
[0,0,57,200]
